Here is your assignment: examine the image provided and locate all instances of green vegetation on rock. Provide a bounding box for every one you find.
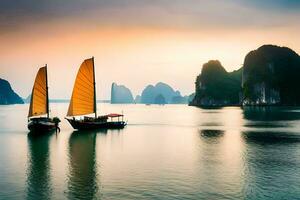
[190,60,242,106]
[242,45,300,105]
[191,45,300,107]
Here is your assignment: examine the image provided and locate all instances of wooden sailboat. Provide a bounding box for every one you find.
[65,57,126,130]
[28,65,60,132]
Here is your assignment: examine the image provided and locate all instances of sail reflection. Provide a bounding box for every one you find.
[67,131,99,199]
[26,133,54,200]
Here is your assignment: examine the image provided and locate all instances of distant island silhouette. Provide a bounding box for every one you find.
[111,82,193,104]
[0,78,23,105]
[139,82,192,104]
[111,83,134,104]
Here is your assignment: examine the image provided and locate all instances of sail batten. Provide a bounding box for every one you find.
[73,81,94,93]
[28,66,48,118]
[67,58,96,117]
[71,98,94,105]
[76,78,93,88]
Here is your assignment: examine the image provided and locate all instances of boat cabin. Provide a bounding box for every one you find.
[104,113,124,122]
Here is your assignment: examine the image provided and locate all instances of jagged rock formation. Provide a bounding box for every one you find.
[190,45,300,107]
[0,78,24,105]
[111,83,134,104]
[140,82,181,104]
[110,82,188,105]
[190,60,242,107]
[242,45,300,105]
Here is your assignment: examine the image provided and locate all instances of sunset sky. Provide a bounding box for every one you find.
[0,0,299,99]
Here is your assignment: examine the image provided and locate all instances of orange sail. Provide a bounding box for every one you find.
[67,58,96,116]
[28,66,48,117]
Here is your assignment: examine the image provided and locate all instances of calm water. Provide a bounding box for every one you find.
[1,104,300,200]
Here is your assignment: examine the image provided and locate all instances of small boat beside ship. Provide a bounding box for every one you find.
[65,57,126,130]
[27,65,60,133]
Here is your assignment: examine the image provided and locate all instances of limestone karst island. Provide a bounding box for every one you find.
[190,45,300,107]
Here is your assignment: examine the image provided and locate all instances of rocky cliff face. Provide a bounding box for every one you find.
[242,45,300,105]
[191,45,300,107]
[190,60,242,107]
[111,83,134,104]
[0,78,24,105]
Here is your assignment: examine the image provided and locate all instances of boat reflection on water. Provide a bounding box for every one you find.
[26,132,54,200]
[67,130,106,199]
[200,129,224,139]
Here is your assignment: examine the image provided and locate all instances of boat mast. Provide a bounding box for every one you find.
[45,64,50,118]
[92,57,97,118]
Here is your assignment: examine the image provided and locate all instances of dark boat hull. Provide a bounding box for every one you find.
[66,118,126,130]
[28,118,56,133]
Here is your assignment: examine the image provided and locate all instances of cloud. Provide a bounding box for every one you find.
[0,0,299,33]
[241,0,300,10]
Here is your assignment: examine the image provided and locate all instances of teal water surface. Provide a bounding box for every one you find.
[0,104,300,200]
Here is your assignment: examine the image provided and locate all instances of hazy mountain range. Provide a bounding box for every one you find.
[111,82,194,104]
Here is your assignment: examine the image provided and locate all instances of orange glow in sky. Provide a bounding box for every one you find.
[0,1,299,99]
